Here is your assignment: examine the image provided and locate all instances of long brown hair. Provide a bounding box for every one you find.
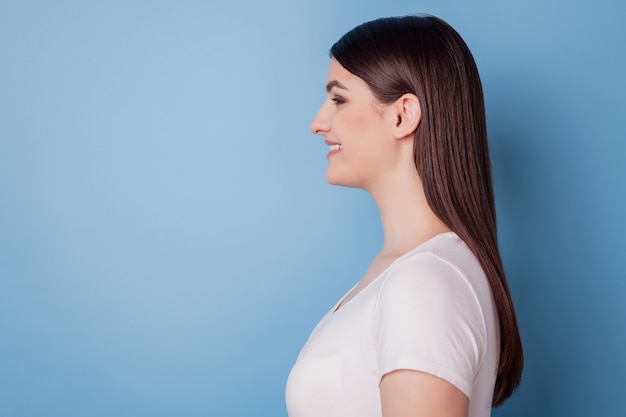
[330,15,523,406]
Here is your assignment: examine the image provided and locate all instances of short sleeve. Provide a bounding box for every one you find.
[373,253,487,399]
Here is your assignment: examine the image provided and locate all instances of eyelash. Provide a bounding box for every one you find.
[331,96,345,105]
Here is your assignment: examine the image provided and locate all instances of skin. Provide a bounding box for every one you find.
[310,59,469,417]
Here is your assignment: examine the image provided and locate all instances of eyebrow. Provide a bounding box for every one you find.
[326,80,348,93]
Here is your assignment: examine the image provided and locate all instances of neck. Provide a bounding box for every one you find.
[368,169,450,258]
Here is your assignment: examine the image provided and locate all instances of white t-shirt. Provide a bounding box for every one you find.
[286,232,499,417]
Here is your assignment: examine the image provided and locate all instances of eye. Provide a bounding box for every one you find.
[331,96,346,105]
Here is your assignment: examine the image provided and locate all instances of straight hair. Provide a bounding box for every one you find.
[330,15,523,406]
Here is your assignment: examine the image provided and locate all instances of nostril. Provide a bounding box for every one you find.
[310,107,330,135]
[310,118,329,135]
[310,121,323,135]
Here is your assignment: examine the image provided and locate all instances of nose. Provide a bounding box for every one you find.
[309,105,330,135]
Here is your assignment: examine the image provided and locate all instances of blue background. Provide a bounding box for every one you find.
[1,0,624,416]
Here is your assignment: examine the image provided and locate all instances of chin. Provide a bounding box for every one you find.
[325,173,341,186]
[325,169,362,189]
[325,166,345,185]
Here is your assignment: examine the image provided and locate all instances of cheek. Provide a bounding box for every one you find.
[337,108,374,142]
[348,107,372,129]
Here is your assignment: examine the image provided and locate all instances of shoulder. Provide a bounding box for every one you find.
[373,234,489,345]
[378,234,483,307]
[372,236,491,397]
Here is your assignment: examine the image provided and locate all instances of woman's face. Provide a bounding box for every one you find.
[310,59,399,190]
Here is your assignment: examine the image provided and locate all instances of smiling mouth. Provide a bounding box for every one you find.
[326,143,342,159]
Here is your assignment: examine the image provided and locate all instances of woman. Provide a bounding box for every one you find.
[286,15,523,417]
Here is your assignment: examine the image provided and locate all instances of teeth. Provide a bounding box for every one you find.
[329,144,342,151]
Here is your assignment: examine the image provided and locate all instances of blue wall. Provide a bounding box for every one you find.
[1,0,624,416]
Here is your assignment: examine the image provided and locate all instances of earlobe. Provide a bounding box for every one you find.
[392,94,421,139]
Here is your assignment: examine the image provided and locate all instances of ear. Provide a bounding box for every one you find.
[391,93,421,139]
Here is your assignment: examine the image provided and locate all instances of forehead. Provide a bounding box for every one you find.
[325,58,367,89]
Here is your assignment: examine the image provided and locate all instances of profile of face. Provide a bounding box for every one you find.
[310,59,418,191]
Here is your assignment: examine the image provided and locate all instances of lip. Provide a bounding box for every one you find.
[325,139,342,159]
